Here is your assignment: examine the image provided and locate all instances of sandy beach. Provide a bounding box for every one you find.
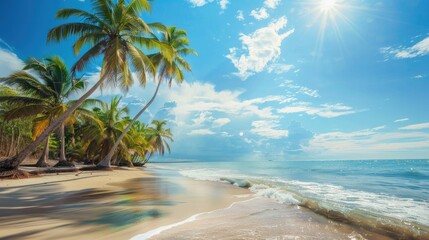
[0,167,250,240]
[0,166,402,240]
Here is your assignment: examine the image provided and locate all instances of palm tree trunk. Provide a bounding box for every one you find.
[0,122,4,155]
[7,127,15,157]
[14,127,21,155]
[0,77,106,170]
[54,123,75,167]
[36,138,50,167]
[60,123,66,161]
[97,78,163,168]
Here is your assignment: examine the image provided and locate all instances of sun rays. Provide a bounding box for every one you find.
[303,0,363,58]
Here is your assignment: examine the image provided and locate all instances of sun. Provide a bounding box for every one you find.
[304,0,361,57]
[320,0,337,12]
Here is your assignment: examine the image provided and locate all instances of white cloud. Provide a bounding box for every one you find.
[188,0,213,7]
[264,0,281,9]
[226,17,294,80]
[414,75,424,79]
[243,95,293,105]
[278,102,355,118]
[251,120,289,139]
[267,63,294,74]
[192,111,214,127]
[212,118,231,128]
[400,122,429,130]
[306,127,429,159]
[188,0,228,10]
[220,131,233,137]
[250,7,269,20]
[188,129,216,135]
[236,10,245,21]
[0,48,24,77]
[219,0,229,10]
[380,36,429,59]
[161,81,280,123]
[394,118,409,123]
[279,80,319,98]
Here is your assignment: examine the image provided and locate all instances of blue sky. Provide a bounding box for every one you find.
[0,0,428,161]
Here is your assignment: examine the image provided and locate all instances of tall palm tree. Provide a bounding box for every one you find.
[0,0,171,171]
[97,26,196,168]
[0,57,97,167]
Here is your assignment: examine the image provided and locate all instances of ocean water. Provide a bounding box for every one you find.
[155,159,429,238]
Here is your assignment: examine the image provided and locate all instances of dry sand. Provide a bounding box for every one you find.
[0,168,250,240]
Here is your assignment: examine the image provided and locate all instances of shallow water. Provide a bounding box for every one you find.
[153,159,429,239]
[145,197,392,240]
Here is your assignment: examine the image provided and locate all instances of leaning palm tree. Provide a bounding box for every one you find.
[0,0,171,172]
[97,26,196,168]
[0,56,97,167]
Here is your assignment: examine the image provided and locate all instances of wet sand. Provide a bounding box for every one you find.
[0,168,250,240]
[145,197,391,240]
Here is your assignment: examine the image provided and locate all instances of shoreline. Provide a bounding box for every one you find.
[1,166,426,240]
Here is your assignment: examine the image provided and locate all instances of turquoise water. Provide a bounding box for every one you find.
[155,159,429,237]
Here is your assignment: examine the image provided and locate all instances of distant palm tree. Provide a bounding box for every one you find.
[81,97,130,163]
[0,0,170,171]
[147,119,173,157]
[0,57,97,167]
[97,26,196,168]
[126,121,154,166]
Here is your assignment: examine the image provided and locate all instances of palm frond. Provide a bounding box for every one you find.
[0,96,46,105]
[3,104,47,121]
[71,39,108,73]
[47,22,102,43]
[56,8,108,28]
[32,116,51,140]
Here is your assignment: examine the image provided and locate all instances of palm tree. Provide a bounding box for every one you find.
[126,121,154,166]
[97,26,196,168]
[0,86,33,158]
[0,57,97,167]
[147,119,173,157]
[80,97,130,163]
[0,0,170,171]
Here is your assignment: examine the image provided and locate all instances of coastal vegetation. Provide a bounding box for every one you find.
[0,0,195,177]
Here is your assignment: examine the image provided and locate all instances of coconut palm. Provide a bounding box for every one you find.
[97,26,196,168]
[126,121,154,166]
[147,119,173,157]
[0,0,171,171]
[0,86,33,158]
[80,97,130,163]
[0,56,98,167]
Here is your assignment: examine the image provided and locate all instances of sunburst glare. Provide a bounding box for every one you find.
[303,0,363,58]
[320,0,337,12]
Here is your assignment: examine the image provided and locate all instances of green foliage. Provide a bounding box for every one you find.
[0,0,188,168]
[0,56,99,162]
[47,0,173,92]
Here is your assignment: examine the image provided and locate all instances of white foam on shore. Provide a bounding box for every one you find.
[129,198,259,240]
[249,184,300,205]
[178,168,429,226]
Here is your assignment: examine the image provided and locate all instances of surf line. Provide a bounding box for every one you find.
[129,197,261,240]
